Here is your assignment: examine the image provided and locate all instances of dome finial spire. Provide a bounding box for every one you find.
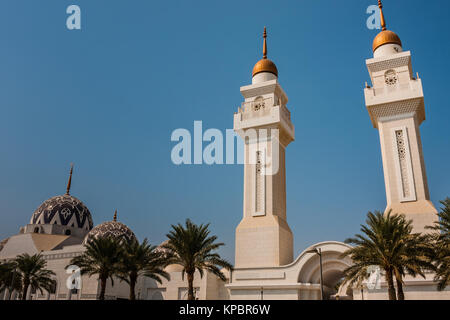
[252,27,278,78]
[66,163,73,195]
[263,26,267,59]
[113,209,117,222]
[372,0,402,53]
[378,0,387,31]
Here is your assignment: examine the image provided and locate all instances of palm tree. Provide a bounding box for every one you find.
[341,211,431,300]
[161,219,233,300]
[0,261,21,299]
[14,253,56,300]
[391,232,435,300]
[426,198,450,290]
[69,237,122,300]
[118,238,170,300]
[0,262,14,291]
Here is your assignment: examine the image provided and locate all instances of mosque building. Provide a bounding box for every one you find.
[0,1,449,300]
[223,0,450,300]
[0,165,230,300]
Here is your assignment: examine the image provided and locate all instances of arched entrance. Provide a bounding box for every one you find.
[297,242,353,300]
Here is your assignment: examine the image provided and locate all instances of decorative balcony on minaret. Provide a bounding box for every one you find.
[364,1,437,233]
[233,28,295,268]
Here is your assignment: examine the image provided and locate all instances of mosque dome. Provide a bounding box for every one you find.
[156,240,184,273]
[252,59,278,77]
[372,1,402,53]
[30,194,93,230]
[373,30,402,52]
[29,164,93,231]
[252,27,278,78]
[83,210,136,244]
[165,264,184,273]
[155,240,171,257]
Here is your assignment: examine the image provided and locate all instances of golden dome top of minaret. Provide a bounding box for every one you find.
[252,27,278,77]
[372,0,402,52]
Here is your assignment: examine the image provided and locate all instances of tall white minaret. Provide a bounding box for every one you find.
[364,1,437,233]
[233,28,295,268]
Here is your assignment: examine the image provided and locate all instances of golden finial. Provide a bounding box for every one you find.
[378,0,387,31]
[372,0,402,52]
[113,209,117,222]
[263,26,267,59]
[65,163,73,195]
[252,26,278,77]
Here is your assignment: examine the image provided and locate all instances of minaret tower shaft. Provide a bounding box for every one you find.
[233,28,295,268]
[364,1,437,232]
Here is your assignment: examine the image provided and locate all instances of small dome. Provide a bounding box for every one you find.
[155,240,170,255]
[165,264,184,273]
[83,211,136,244]
[252,58,278,77]
[157,241,183,272]
[373,30,402,52]
[30,194,93,230]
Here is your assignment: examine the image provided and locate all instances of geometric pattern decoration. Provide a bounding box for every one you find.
[83,220,136,245]
[367,55,410,73]
[384,70,398,86]
[240,97,272,121]
[255,151,264,213]
[154,240,172,258]
[30,194,93,230]
[367,98,425,128]
[395,130,411,198]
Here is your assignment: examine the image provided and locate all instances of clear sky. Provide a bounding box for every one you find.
[0,0,449,263]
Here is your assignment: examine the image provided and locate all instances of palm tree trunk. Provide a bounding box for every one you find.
[99,278,107,300]
[22,281,29,300]
[396,276,405,300]
[385,268,397,300]
[187,272,195,300]
[129,273,137,300]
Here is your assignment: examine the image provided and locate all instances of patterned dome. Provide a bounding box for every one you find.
[30,194,93,230]
[157,241,183,273]
[155,240,171,258]
[83,213,136,244]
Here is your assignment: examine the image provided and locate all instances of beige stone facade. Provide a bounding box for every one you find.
[0,231,229,300]
[364,50,437,233]
[1,19,449,301]
[233,76,294,269]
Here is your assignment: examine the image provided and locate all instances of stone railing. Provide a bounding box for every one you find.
[367,79,421,98]
[280,104,291,121]
[236,97,293,130]
[238,97,274,119]
[43,251,82,260]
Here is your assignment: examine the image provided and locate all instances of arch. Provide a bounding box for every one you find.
[49,280,57,294]
[151,291,164,300]
[228,241,354,300]
[294,241,353,300]
[47,279,58,300]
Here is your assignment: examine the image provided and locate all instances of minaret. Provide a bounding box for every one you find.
[364,1,437,233]
[233,28,295,268]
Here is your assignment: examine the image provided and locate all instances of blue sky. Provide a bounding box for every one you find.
[0,0,449,263]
